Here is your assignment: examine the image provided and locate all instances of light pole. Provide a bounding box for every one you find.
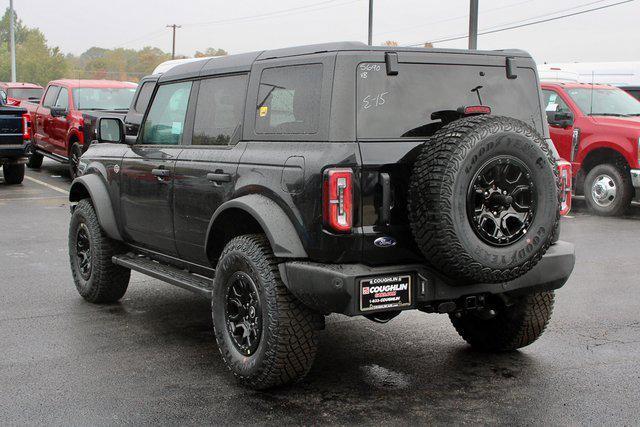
[468,0,479,50]
[367,0,373,46]
[9,0,17,82]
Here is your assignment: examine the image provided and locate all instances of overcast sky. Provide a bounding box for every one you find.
[5,0,639,64]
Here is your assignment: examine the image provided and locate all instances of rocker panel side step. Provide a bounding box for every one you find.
[112,253,212,297]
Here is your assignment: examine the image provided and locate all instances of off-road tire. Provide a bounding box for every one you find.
[583,163,632,216]
[26,152,43,169]
[408,115,560,283]
[212,234,319,390]
[69,142,83,179]
[3,163,25,184]
[69,199,130,303]
[450,291,554,351]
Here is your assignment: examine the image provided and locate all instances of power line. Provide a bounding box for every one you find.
[182,0,362,27]
[412,0,612,45]
[406,0,634,47]
[373,0,534,38]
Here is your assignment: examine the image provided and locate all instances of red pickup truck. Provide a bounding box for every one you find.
[24,79,137,178]
[542,82,640,215]
[0,82,44,106]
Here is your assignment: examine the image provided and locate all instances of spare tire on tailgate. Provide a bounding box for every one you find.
[408,115,560,283]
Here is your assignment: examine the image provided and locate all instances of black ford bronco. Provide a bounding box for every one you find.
[68,42,575,389]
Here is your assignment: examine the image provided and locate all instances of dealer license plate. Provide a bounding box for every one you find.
[359,274,412,312]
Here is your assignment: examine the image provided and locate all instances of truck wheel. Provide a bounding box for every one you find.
[69,143,83,179]
[3,163,25,184]
[68,199,130,303]
[450,291,554,351]
[212,234,318,389]
[583,163,632,216]
[26,152,43,169]
[408,115,560,283]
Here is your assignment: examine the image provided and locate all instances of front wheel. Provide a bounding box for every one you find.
[69,199,130,303]
[3,163,25,184]
[450,291,554,351]
[212,234,319,389]
[27,152,43,169]
[584,163,632,216]
[68,143,83,179]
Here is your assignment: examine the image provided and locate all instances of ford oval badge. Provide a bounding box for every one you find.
[374,236,397,248]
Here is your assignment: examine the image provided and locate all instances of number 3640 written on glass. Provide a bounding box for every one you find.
[362,92,389,110]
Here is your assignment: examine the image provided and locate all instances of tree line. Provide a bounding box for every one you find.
[0,8,227,86]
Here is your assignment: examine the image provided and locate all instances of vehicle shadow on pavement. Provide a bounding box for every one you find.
[102,287,546,424]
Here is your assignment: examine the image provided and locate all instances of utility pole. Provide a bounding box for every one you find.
[468,0,479,50]
[166,24,181,59]
[367,0,373,46]
[9,0,17,82]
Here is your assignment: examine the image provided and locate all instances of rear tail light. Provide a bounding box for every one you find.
[558,160,572,216]
[22,113,31,141]
[323,168,353,233]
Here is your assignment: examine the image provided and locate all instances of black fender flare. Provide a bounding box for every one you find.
[69,174,122,241]
[206,194,308,259]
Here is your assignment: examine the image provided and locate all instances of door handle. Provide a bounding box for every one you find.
[152,168,171,177]
[207,172,231,183]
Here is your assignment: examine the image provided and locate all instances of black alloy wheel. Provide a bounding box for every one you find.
[467,156,536,246]
[75,222,92,280]
[69,143,82,179]
[224,271,262,356]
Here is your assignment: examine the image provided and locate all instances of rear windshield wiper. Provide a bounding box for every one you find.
[257,83,285,108]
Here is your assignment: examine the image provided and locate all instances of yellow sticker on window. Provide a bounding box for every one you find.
[259,106,268,117]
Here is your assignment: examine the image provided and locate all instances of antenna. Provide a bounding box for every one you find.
[589,71,594,115]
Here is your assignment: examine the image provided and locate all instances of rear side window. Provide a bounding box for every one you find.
[255,64,323,134]
[193,74,248,146]
[141,81,192,145]
[42,86,61,108]
[134,81,155,113]
[356,63,543,139]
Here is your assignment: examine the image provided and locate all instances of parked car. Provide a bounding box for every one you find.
[23,79,137,178]
[0,82,44,106]
[542,82,640,215]
[68,42,575,389]
[0,102,31,184]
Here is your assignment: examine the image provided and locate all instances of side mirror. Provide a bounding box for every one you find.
[546,110,574,128]
[97,117,125,144]
[50,106,68,117]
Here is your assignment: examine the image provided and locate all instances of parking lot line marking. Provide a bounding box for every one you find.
[24,175,69,195]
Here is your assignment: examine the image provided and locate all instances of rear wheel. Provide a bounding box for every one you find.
[212,234,319,389]
[3,163,25,184]
[450,291,555,351]
[583,163,632,216]
[69,199,130,303]
[26,152,43,169]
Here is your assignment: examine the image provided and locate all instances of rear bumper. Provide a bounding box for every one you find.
[0,143,30,163]
[279,241,575,316]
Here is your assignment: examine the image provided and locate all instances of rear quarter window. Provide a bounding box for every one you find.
[255,64,323,134]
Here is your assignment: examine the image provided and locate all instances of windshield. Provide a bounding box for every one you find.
[565,88,640,116]
[356,63,543,139]
[7,88,43,100]
[72,87,136,111]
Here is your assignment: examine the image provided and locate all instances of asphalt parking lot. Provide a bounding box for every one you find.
[1,159,639,425]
